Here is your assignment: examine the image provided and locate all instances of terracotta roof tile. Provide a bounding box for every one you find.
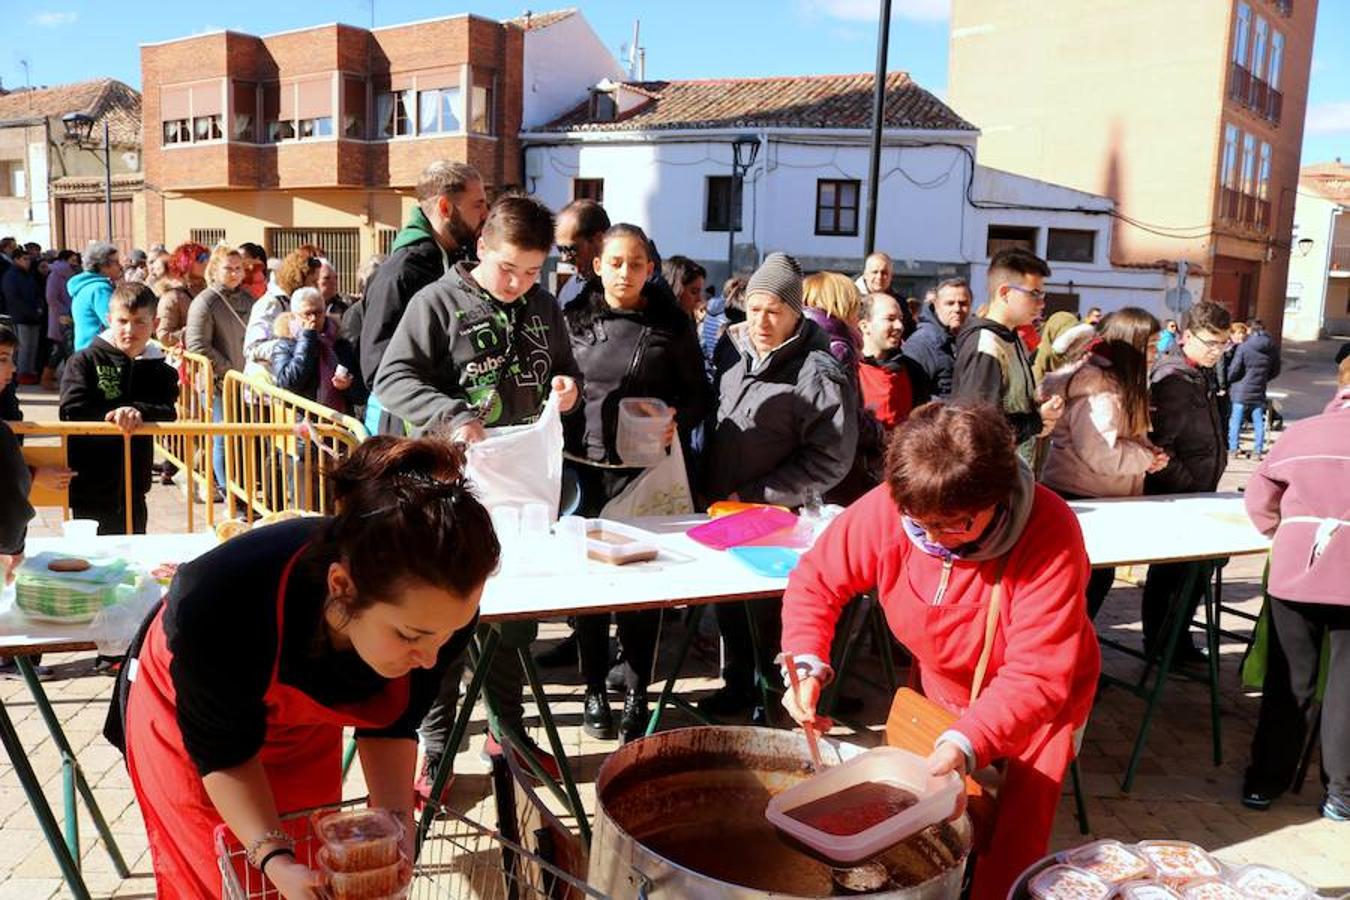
[506,8,577,31]
[1301,161,1350,204]
[532,71,975,134]
[0,79,142,146]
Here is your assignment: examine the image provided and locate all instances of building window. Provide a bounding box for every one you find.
[986,225,1038,257]
[262,83,285,142]
[0,160,24,198]
[266,228,361,295]
[377,227,397,257]
[573,178,604,203]
[1222,124,1239,188]
[162,119,191,145]
[299,117,333,140]
[1046,229,1096,263]
[1269,31,1284,90]
[342,77,367,139]
[1251,15,1269,79]
[704,176,743,232]
[190,228,226,247]
[418,87,461,134]
[375,90,414,139]
[815,179,860,236]
[1240,132,1256,196]
[1233,2,1251,66]
[232,81,257,142]
[1044,292,1080,319]
[193,115,223,142]
[470,69,494,135]
[589,91,617,122]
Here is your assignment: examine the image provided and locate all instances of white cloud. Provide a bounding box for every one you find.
[799,0,951,24]
[1305,101,1350,134]
[29,11,78,27]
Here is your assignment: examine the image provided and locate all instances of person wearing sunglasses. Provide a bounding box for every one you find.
[1137,299,1233,663]
[951,248,1064,465]
[780,401,1099,900]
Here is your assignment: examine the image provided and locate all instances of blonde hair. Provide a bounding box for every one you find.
[803,271,862,325]
[205,243,243,288]
[1231,321,1250,340]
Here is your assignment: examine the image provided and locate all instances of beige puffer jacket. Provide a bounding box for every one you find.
[1040,358,1156,498]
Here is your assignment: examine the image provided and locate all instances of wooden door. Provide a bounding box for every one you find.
[60,198,133,257]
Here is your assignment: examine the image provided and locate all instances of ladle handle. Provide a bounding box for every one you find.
[781,653,824,769]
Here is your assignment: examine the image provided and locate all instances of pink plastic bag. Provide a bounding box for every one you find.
[687,507,798,550]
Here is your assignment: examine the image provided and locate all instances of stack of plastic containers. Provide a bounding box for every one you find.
[311,808,411,899]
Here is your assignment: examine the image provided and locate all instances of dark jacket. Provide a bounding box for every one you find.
[0,420,34,555]
[372,262,582,435]
[60,337,179,509]
[1,267,43,325]
[952,314,1041,450]
[901,302,958,398]
[359,207,469,388]
[563,282,712,464]
[271,325,366,410]
[704,318,858,508]
[1226,329,1282,404]
[1144,347,1227,495]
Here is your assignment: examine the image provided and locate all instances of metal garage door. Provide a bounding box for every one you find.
[61,198,133,258]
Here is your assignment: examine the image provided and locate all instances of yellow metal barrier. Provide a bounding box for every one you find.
[152,350,217,516]
[221,371,369,521]
[10,421,361,535]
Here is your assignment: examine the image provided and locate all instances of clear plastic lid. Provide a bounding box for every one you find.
[764,746,962,866]
[310,808,403,873]
[1027,865,1113,900]
[1227,865,1315,900]
[1058,839,1154,886]
[318,847,411,900]
[1136,841,1222,885]
[1118,880,1182,900]
[1181,879,1246,900]
[585,519,660,566]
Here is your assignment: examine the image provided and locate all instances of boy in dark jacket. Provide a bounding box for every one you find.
[0,326,35,579]
[1226,319,1281,458]
[60,283,179,535]
[1140,300,1232,660]
[952,249,1063,461]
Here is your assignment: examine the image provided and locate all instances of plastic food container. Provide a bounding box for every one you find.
[585,519,660,566]
[764,746,962,866]
[1027,865,1113,900]
[1228,865,1315,900]
[616,397,673,467]
[318,848,411,900]
[310,808,403,872]
[706,500,789,519]
[1059,839,1153,886]
[62,518,99,541]
[687,507,798,551]
[1181,880,1246,900]
[1118,880,1182,900]
[1136,841,1222,887]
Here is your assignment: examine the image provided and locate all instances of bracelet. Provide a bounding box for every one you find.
[258,846,296,877]
[245,829,295,868]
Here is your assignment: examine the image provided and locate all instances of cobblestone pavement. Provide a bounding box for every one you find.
[1,341,1344,898]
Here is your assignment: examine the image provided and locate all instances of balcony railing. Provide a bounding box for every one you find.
[1255,198,1271,231]
[1267,87,1283,125]
[1228,62,1282,125]
[1330,246,1350,273]
[1220,187,1243,221]
[1229,62,1252,105]
[1219,188,1270,233]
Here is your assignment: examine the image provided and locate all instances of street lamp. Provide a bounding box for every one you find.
[1295,237,1314,257]
[727,135,760,279]
[61,112,114,244]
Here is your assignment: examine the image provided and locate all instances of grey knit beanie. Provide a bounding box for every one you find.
[746,252,804,313]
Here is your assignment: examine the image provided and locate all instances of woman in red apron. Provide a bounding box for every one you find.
[779,403,1101,900]
[113,436,498,899]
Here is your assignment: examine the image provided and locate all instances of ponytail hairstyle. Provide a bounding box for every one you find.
[320,436,499,617]
[1094,306,1161,438]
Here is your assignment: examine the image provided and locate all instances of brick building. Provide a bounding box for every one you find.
[140,10,618,291]
[948,0,1318,337]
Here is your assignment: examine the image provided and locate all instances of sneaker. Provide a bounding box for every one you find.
[413,758,455,811]
[1322,794,1350,823]
[620,689,648,744]
[534,633,578,668]
[92,655,123,676]
[1240,787,1274,811]
[582,688,615,740]
[482,732,562,782]
[697,684,757,717]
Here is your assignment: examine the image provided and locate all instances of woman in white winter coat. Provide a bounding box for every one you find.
[1041,307,1171,617]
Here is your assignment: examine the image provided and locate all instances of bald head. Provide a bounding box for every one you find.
[863,252,893,294]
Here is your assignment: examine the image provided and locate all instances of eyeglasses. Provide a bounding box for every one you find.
[1191,333,1232,351]
[908,513,975,536]
[1005,284,1047,302]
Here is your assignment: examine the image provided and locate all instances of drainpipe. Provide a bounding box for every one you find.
[1315,206,1340,339]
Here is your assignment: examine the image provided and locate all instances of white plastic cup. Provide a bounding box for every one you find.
[521,502,551,537]
[556,515,588,573]
[62,519,99,541]
[335,364,350,379]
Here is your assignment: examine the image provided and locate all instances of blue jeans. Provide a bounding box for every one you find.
[212,392,227,489]
[1229,400,1267,454]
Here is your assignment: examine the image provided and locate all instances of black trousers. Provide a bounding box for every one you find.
[577,609,661,693]
[72,494,148,536]
[1246,597,1350,801]
[715,597,781,694]
[1141,561,1211,654]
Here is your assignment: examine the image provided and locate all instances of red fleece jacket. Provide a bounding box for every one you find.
[781,483,1100,767]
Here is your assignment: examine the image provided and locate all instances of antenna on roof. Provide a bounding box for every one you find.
[626,20,644,80]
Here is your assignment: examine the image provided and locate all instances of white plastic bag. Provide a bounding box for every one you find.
[601,438,695,518]
[465,393,564,517]
[91,576,162,657]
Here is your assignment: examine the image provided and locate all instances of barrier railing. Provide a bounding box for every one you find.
[153,350,217,517]
[220,371,369,521]
[11,421,362,536]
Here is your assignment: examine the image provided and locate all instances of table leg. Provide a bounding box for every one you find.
[61,752,78,866]
[646,605,706,736]
[1122,564,1201,792]
[517,648,591,846]
[0,698,92,900]
[341,732,358,781]
[743,601,773,725]
[15,656,130,877]
[1202,569,1223,767]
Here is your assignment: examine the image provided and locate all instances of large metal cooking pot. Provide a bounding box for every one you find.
[588,726,972,899]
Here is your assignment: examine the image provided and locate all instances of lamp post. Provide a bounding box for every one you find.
[863,0,893,256]
[727,135,760,280]
[61,112,113,244]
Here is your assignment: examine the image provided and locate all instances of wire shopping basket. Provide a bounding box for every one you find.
[216,798,611,900]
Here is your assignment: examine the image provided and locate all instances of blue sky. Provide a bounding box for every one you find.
[3,0,1347,163]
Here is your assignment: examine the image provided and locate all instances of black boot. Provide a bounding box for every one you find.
[621,688,649,743]
[582,688,615,740]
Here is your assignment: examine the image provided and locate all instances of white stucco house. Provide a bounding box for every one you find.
[1283,163,1349,341]
[521,70,1172,317]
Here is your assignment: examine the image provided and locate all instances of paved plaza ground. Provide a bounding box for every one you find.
[0,339,1345,898]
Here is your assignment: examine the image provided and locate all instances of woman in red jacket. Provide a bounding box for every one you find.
[781,402,1101,900]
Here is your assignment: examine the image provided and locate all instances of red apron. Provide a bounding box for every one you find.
[125,545,410,899]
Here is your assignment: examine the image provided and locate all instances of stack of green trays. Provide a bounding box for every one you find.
[15,553,133,623]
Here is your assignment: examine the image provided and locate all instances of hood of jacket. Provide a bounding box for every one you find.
[67,270,110,298]
[954,314,1018,356]
[391,205,441,253]
[1150,344,1206,385]
[1041,354,1117,401]
[726,315,831,376]
[917,301,949,332]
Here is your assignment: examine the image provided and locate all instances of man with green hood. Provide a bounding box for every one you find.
[360,160,488,434]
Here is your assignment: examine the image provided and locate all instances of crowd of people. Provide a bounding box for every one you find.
[0,155,1344,900]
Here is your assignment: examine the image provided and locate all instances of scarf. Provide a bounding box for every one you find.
[900,459,1037,563]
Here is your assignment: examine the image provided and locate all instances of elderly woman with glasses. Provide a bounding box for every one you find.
[780,402,1100,900]
[244,245,323,377]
